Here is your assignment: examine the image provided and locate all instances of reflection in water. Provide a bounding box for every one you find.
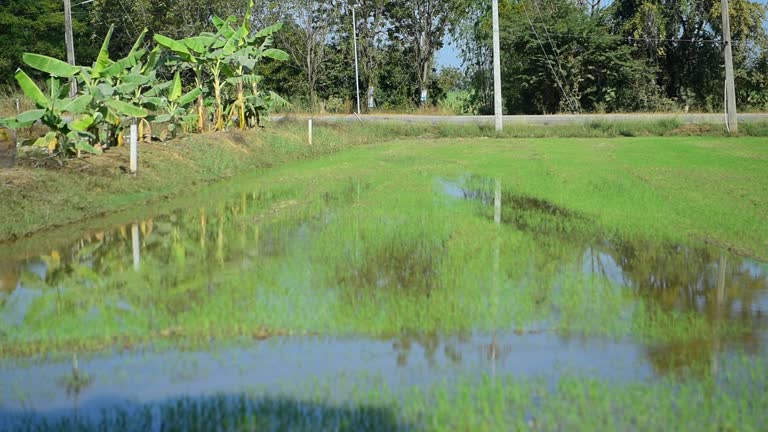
[444,175,768,375]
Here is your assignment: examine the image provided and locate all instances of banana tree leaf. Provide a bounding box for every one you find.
[154,34,192,58]
[144,46,162,74]
[184,36,217,54]
[93,25,115,76]
[177,88,202,106]
[262,49,289,61]
[255,23,283,38]
[121,74,150,85]
[69,115,96,132]
[102,51,144,77]
[94,83,115,100]
[62,95,93,114]
[16,109,46,123]
[169,72,182,102]
[141,97,165,109]
[143,80,172,97]
[14,70,48,107]
[22,53,80,77]
[151,114,172,123]
[34,132,58,152]
[75,141,103,155]
[115,82,139,95]
[106,99,148,118]
[129,28,149,57]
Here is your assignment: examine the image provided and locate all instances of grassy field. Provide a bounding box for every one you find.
[1,122,767,430]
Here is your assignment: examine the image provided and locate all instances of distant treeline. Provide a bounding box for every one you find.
[1,0,767,113]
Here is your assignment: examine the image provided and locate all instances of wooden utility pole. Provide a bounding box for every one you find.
[722,0,738,133]
[492,0,503,133]
[64,0,78,97]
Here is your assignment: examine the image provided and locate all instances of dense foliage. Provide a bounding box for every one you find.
[0,0,766,113]
[0,1,288,156]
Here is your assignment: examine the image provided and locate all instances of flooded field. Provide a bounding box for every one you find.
[1,138,767,430]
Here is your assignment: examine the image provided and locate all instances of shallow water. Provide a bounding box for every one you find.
[0,174,767,428]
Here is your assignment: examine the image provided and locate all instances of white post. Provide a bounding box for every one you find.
[131,223,141,271]
[352,6,362,116]
[130,122,138,174]
[308,119,313,146]
[492,0,503,133]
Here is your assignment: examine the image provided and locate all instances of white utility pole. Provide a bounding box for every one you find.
[492,0,503,133]
[63,0,78,97]
[352,6,362,116]
[722,0,738,133]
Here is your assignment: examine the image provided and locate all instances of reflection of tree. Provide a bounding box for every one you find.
[0,259,19,295]
[59,354,94,421]
[592,240,767,376]
[391,332,468,368]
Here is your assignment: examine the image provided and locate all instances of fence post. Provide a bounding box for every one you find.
[308,119,313,146]
[130,120,138,175]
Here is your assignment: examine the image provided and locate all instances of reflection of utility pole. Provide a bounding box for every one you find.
[63,0,78,97]
[131,223,141,271]
[490,177,502,379]
[712,255,727,377]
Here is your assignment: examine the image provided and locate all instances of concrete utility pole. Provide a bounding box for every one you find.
[64,0,78,97]
[492,0,503,133]
[352,6,362,116]
[722,0,738,133]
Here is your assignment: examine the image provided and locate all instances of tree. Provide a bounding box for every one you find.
[385,0,469,106]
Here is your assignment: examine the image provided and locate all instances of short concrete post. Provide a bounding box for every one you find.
[0,128,16,169]
[129,122,138,175]
[308,119,313,146]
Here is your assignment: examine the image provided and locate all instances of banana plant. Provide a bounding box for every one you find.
[153,33,217,133]
[6,56,99,154]
[213,7,289,130]
[77,25,150,148]
[149,72,202,140]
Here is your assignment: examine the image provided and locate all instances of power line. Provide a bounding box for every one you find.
[521,3,579,113]
[530,0,580,113]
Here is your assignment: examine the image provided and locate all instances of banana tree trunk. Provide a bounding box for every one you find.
[195,71,205,132]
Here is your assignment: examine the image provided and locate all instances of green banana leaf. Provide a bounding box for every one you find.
[93,25,115,76]
[262,49,290,61]
[177,88,202,106]
[22,53,80,77]
[70,115,96,132]
[255,23,283,38]
[169,72,182,102]
[14,70,48,107]
[105,99,148,118]
[16,109,46,124]
[62,95,93,114]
